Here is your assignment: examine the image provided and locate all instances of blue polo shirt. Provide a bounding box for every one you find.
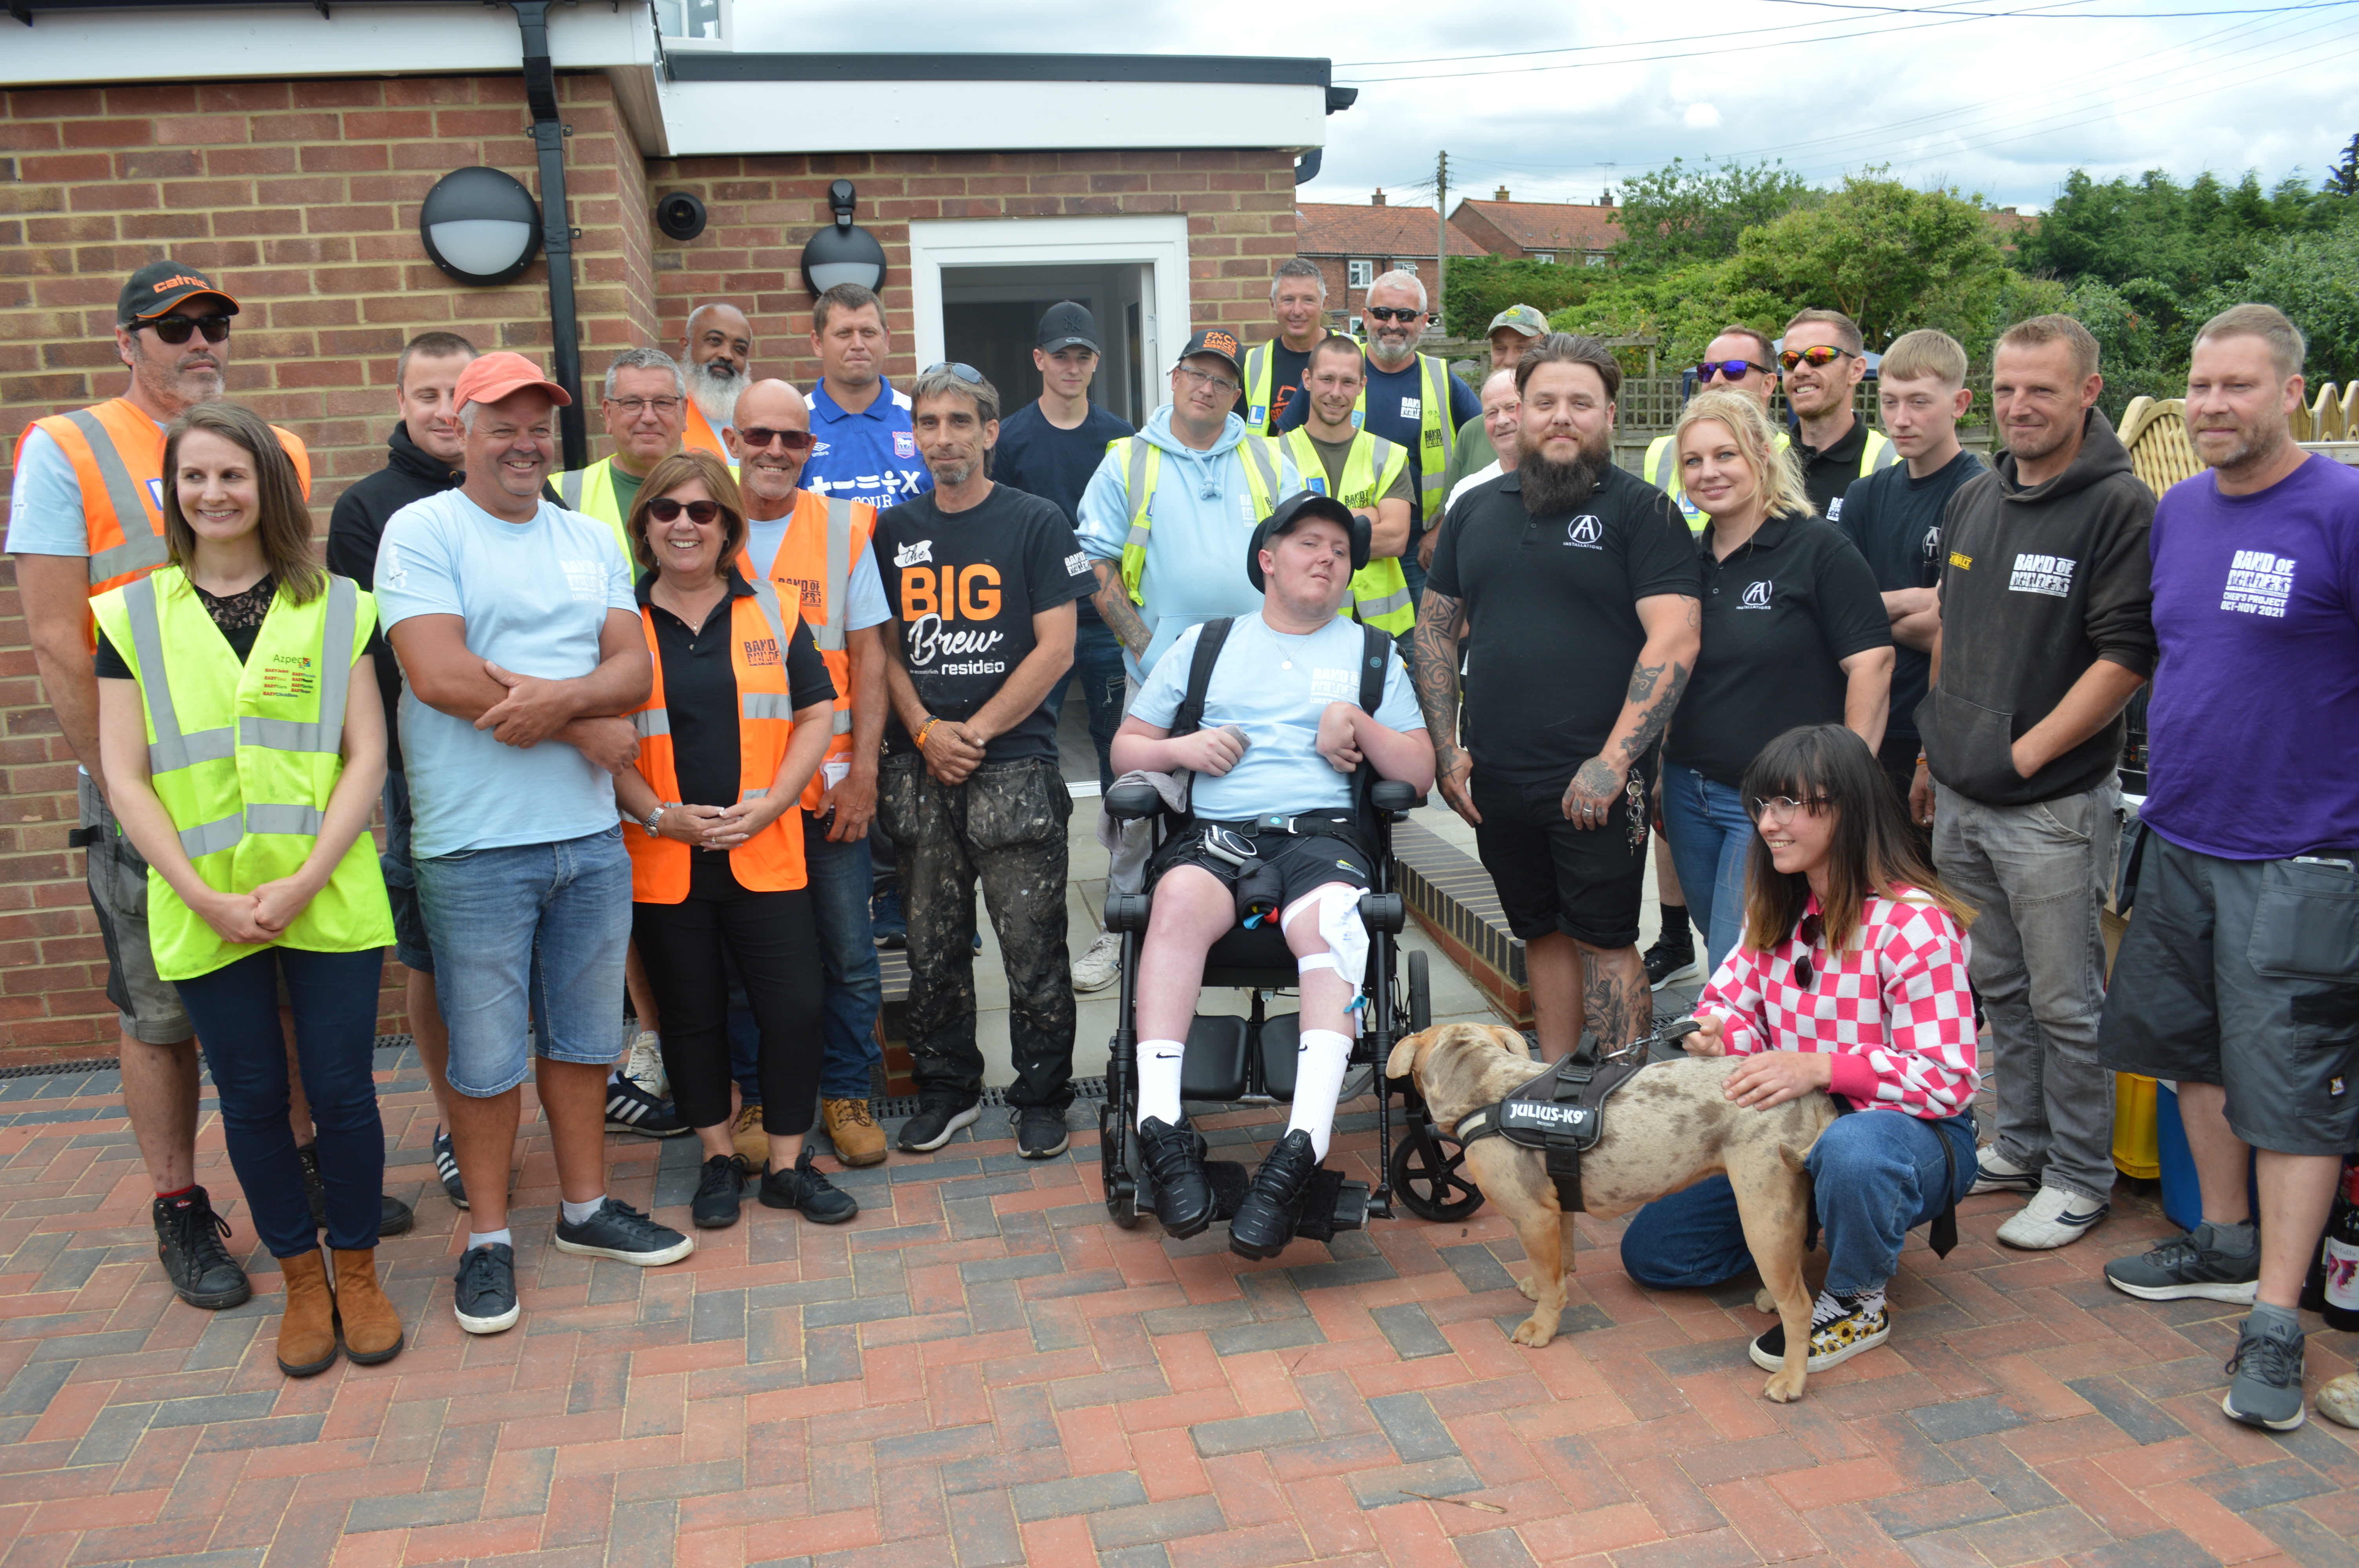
[802,377,933,509]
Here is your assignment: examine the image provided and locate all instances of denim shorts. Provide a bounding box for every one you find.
[379,769,434,974]
[78,772,193,1045]
[414,826,632,1098]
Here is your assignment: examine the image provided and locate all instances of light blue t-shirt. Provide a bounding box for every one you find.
[1129,613,1425,820]
[373,490,638,858]
[801,379,933,509]
[5,420,165,555]
[744,507,890,631]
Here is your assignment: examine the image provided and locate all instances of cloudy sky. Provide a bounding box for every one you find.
[736,0,2356,213]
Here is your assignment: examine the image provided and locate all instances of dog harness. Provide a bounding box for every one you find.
[1452,1051,1651,1215]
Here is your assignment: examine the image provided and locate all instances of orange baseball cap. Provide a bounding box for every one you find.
[453,350,573,410]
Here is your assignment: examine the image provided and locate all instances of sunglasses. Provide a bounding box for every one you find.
[646,497,726,525]
[737,427,816,453]
[133,314,232,345]
[1364,306,1423,323]
[923,362,985,383]
[1778,345,1855,372]
[1792,913,1825,991]
[1696,359,1767,382]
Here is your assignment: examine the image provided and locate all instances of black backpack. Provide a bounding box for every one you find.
[1171,617,1394,820]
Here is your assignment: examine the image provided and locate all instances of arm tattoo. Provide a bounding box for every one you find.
[1614,657,1690,769]
[1092,561,1152,657]
[1411,589,1467,753]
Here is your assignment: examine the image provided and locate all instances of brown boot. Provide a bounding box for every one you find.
[823,1097,886,1167]
[330,1247,405,1365]
[275,1248,339,1377]
[731,1101,771,1168]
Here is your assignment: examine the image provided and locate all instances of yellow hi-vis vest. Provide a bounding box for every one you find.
[1108,432,1285,604]
[1347,352,1458,521]
[553,458,641,572]
[1279,426,1414,635]
[89,569,393,982]
[1645,426,1896,532]
[1241,334,1359,435]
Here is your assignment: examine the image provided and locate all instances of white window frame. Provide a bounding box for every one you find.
[1346,258,1374,289]
[1530,252,1555,265]
[1585,252,1608,267]
[1347,314,1364,335]
[1396,259,1418,276]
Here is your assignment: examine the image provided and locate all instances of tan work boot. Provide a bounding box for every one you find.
[330,1247,405,1365]
[276,1248,340,1377]
[823,1096,886,1167]
[731,1101,770,1168]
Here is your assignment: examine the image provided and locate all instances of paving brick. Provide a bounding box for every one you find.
[1190,1409,1318,1458]
[1345,1454,1488,1510]
[1009,1471,1150,1522]
[945,1490,1025,1568]
[1086,1496,1228,1550]
[2062,1528,2229,1568]
[1865,1479,2015,1539]
[1370,1303,1453,1360]
[1368,1391,1460,1463]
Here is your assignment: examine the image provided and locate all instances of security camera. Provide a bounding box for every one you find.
[655,192,707,243]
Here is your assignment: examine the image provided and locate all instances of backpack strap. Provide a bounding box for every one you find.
[1172,617,1234,739]
[1350,621,1390,818]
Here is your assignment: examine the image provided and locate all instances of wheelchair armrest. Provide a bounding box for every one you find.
[1369,779,1426,817]
[1358,892,1405,935]
[1106,893,1152,933]
[1105,782,1165,822]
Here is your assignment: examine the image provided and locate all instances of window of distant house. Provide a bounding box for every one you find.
[1348,315,1364,335]
[1532,252,1555,265]
[1397,260,1418,275]
[1586,252,1607,267]
[1347,260,1374,288]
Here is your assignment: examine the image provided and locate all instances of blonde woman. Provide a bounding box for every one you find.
[1658,389,1894,975]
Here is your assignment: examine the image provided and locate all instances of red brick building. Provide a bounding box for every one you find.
[1292,191,1486,331]
[1447,190,1621,267]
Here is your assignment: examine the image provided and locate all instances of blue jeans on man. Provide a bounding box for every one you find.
[806,814,885,1101]
[1045,617,1128,793]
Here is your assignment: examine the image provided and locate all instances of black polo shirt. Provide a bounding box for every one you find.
[1426,462,1700,784]
[1663,511,1892,788]
[638,567,836,816]
[1835,447,1986,743]
[1796,416,1871,521]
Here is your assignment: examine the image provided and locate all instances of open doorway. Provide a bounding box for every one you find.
[940,263,1148,428]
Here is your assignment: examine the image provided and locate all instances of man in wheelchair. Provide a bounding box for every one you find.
[1108,492,1435,1258]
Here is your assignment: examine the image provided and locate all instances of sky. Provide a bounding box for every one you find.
[733,0,2358,214]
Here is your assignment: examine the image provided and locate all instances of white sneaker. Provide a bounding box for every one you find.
[1997,1184,2110,1250]
[1071,932,1122,993]
[624,1029,668,1100]
[1968,1145,2041,1196]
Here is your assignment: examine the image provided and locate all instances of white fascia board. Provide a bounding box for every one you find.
[652,78,1328,158]
[2,2,654,86]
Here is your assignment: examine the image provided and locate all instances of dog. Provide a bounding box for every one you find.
[1386,1021,1838,1403]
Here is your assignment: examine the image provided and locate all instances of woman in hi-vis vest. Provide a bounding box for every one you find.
[92,403,402,1379]
[611,453,856,1230]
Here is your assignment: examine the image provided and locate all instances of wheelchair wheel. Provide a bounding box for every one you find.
[1100,1103,1140,1229]
[1389,1127,1483,1222]
[1406,950,1431,1033]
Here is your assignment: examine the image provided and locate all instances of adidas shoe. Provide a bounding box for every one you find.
[1997,1184,2109,1249]
[2222,1314,2308,1432]
[2104,1222,2260,1303]
[604,1072,689,1137]
[1968,1145,2042,1196]
[1750,1287,1891,1374]
[433,1128,468,1210]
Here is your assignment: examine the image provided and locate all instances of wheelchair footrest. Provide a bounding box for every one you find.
[1201,1160,1366,1243]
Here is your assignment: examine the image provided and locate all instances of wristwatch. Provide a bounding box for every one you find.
[642,802,674,838]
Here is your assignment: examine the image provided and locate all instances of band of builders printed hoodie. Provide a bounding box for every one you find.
[1918,408,2157,806]
[1074,404,1303,684]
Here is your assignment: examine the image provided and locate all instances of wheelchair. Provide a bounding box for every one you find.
[1097,775,1440,1245]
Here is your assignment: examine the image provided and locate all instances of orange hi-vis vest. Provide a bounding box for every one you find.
[14,397,313,628]
[736,488,874,812]
[623,576,810,903]
[683,402,731,463]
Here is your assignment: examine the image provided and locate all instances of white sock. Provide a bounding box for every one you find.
[1136,1040,1185,1129]
[608,1067,626,1086]
[1285,1029,1354,1161]
[560,1195,607,1226]
[466,1229,512,1252]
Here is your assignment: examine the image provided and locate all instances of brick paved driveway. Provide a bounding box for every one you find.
[4,1052,2356,1568]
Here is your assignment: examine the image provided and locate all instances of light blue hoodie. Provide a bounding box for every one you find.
[1074,403,1301,683]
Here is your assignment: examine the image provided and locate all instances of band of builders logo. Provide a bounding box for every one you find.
[1739,579,1774,609]
[2006,552,2077,597]
[2221,549,2297,617]
[1564,515,1603,550]
[261,652,317,700]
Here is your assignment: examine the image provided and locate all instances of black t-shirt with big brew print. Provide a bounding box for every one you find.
[872,483,1096,765]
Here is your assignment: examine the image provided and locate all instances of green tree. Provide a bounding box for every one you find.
[1608,158,1812,274]
[2197,220,2359,384]
[2330,134,2359,198]
[1439,256,1605,339]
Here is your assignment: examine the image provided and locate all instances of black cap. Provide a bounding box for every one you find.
[118,260,239,325]
[1247,490,1369,591]
[1176,326,1245,377]
[1036,301,1100,354]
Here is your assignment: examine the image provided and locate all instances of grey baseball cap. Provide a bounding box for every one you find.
[1488,304,1550,338]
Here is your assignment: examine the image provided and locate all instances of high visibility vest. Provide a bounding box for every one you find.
[623,578,811,903]
[88,569,391,981]
[1107,432,1285,605]
[1645,426,1896,532]
[1279,426,1414,635]
[1345,352,1458,521]
[736,488,873,811]
[1241,334,1358,435]
[683,402,732,463]
[15,397,312,633]
[552,457,640,570]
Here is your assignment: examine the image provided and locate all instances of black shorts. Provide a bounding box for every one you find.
[1149,820,1372,913]
[1470,764,1653,950]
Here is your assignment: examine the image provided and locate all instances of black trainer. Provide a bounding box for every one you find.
[1014,1106,1070,1160]
[433,1128,468,1210]
[1137,1116,1214,1239]
[1643,931,1699,991]
[453,1241,518,1335]
[604,1075,690,1137]
[554,1198,694,1266]
[153,1186,251,1309]
[897,1099,980,1153]
[691,1154,750,1229]
[758,1147,859,1224]
[296,1143,415,1238]
[1229,1130,1318,1260]
[2104,1223,2261,1303]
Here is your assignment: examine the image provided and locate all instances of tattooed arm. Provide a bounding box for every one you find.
[1562,592,1700,828]
[1092,560,1153,661]
[1411,587,1478,825]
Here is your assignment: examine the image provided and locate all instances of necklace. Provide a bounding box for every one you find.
[1265,622,1320,670]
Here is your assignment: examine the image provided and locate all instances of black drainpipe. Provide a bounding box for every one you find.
[512,0,587,470]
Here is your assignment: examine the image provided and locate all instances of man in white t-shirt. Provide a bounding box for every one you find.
[376,352,693,1338]
[1109,493,1434,1259]
[1442,367,1522,517]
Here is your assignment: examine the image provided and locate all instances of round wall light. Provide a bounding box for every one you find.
[655,191,708,243]
[419,166,542,286]
[800,179,887,295]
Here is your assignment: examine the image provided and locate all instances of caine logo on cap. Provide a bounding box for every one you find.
[150,274,210,294]
[1201,330,1238,358]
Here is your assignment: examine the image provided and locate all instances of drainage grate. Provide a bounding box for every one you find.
[873,1076,1110,1120]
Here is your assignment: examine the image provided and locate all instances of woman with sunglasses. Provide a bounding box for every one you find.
[1658,390,1893,978]
[1619,724,1979,1376]
[92,402,403,1378]
[613,452,858,1229]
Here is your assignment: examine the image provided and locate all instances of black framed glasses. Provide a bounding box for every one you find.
[1792,913,1825,990]
[1364,306,1423,323]
[923,361,985,383]
[1696,359,1767,382]
[133,314,231,345]
[737,427,816,453]
[647,497,725,524]
[1778,345,1855,372]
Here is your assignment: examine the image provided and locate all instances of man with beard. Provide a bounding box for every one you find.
[1413,333,1701,1062]
[680,303,753,459]
[556,347,691,567]
[1277,269,1479,602]
[1778,309,1900,521]
[1239,259,1332,436]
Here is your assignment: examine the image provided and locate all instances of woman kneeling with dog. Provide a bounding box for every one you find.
[1620,723,1977,1375]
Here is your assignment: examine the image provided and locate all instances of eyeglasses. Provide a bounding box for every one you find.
[923,362,985,383]
[607,396,683,416]
[1364,306,1423,323]
[133,314,232,345]
[1175,365,1240,396]
[1749,794,1832,823]
[1696,359,1767,383]
[737,427,816,453]
[1778,345,1855,372]
[1792,913,1825,990]
[646,497,725,525]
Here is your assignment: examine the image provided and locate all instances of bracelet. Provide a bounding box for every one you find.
[1916,751,1928,767]
[915,718,940,751]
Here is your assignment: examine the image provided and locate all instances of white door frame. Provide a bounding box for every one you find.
[906,215,1191,406]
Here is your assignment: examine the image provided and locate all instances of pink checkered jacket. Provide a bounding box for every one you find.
[1696,887,1978,1120]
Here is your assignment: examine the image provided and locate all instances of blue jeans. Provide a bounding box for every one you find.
[805,815,885,1101]
[1619,1107,1975,1297]
[1045,617,1128,794]
[414,827,632,1098]
[173,946,387,1257]
[1661,761,1755,980]
[378,770,433,974]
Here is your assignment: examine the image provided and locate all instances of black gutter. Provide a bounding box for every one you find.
[667,51,1331,87]
[511,0,586,470]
